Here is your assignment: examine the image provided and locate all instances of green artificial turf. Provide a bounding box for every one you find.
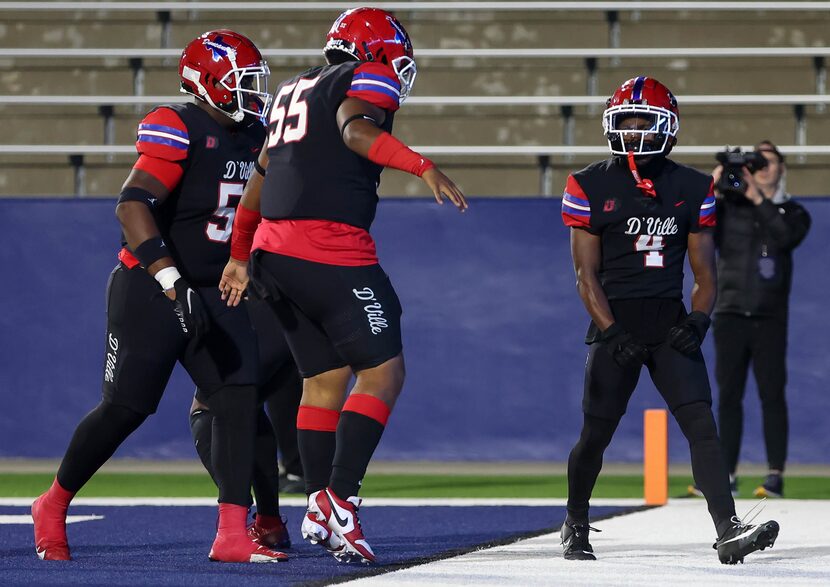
[2,472,829,499]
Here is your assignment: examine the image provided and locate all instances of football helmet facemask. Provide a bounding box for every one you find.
[179,29,271,123]
[324,7,417,102]
[603,76,679,157]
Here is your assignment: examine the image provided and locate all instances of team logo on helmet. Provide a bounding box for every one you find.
[203,36,234,62]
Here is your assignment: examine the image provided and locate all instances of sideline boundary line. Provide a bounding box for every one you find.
[306,505,655,587]
[0,497,647,507]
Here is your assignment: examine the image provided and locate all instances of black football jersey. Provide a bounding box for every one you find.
[260,61,399,231]
[130,103,266,285]
[562,157,716,300]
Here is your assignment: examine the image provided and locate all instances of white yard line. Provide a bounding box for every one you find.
[0,514,103,525]
[347,500,830,586]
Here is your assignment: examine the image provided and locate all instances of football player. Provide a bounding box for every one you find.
[559,77,779,564]
[32,30,289,563]
[218,7,467,564]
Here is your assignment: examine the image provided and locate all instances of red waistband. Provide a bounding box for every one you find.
[253,219,378,266]
[118,247,141,269]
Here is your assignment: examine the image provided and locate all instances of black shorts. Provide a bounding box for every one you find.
[249,251,403,378]
[581,298,711,419]
[102,263,260,415]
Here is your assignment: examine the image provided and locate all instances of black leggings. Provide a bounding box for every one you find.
[567,402,735,534]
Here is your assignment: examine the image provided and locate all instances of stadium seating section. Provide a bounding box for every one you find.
[1,6,828,196]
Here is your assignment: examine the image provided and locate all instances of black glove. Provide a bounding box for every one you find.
[668,311,711,355]
[600,322,649,368]
[170,277,210,339]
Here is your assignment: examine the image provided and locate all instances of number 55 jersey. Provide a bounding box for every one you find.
[561,156,715,301]
[259,61,397,231]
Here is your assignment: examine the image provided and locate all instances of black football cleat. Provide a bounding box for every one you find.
[561,520,599,560]
[753,474,783,499]
[715,517,779,564]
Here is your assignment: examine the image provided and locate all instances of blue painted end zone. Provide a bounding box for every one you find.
[0,504,631,585]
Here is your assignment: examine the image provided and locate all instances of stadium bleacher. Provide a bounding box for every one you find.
[1,1,829,196]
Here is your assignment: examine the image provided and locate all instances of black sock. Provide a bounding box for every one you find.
[205,385,258,506]
[189,407,217,485]
[674,401,736,535]
[251,408,280,517]
[566,414,620,524]
[329,394,391,499]
[57,401,147,493]
[296,404,339,495]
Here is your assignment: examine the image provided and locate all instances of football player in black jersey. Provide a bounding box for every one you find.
[32,30,290,563]
[560,77,778,564]
[219,8,467,564]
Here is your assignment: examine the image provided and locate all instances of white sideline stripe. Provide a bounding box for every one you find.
[0,497,646,507]
[347,500,830,586]
[0,514,103,524]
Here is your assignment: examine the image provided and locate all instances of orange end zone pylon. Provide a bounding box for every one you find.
[644,408,668,506]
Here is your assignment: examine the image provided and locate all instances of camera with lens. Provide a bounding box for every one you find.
[715,147,768,200]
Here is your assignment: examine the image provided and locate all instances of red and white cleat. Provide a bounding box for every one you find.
[301,502,345,557]
[248,514,291,549]
[32,494,70,561]
[309,488,376,564]
[209,533,288,563]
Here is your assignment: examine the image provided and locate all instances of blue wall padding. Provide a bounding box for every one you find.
[1,197,827,463]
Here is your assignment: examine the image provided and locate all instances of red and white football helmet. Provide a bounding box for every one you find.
[324,7,417,102]
[602,76,679,156]
[179,29,271,123]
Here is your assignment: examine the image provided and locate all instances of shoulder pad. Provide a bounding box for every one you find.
[135,106,189,162]
[346,62,401,112]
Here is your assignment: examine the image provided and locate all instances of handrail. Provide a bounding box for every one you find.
[1,2,829,12]
[3,94,830,106]
[3,145,830,156]
[3,47,830,59]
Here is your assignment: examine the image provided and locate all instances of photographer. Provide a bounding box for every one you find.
[710,140,811,498]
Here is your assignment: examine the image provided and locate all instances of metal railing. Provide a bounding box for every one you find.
[1,94,823,161]
[2,2,830,11]
[4,144,829,197]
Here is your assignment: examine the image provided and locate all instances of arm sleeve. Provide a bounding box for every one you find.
[346,62,401,112]
[561,175,593,230]
[691,178,717,232]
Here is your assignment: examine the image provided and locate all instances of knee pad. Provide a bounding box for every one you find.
[674,401,718,443]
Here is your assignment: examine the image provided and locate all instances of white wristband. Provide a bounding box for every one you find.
[154,266,181,291]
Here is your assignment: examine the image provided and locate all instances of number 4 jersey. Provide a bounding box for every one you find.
[124,103,266,285]
[561,156,716,300]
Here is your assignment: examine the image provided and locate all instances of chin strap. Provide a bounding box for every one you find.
[626,151,657,198]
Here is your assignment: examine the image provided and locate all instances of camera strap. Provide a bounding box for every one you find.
[626,151,657,198]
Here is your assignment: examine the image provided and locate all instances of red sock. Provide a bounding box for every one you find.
[342,394,391,426]
[46,477,75,512]
[217,503,249,536]
[255,513,282,529]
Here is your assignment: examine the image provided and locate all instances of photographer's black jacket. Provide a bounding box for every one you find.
[714,197,811,319]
